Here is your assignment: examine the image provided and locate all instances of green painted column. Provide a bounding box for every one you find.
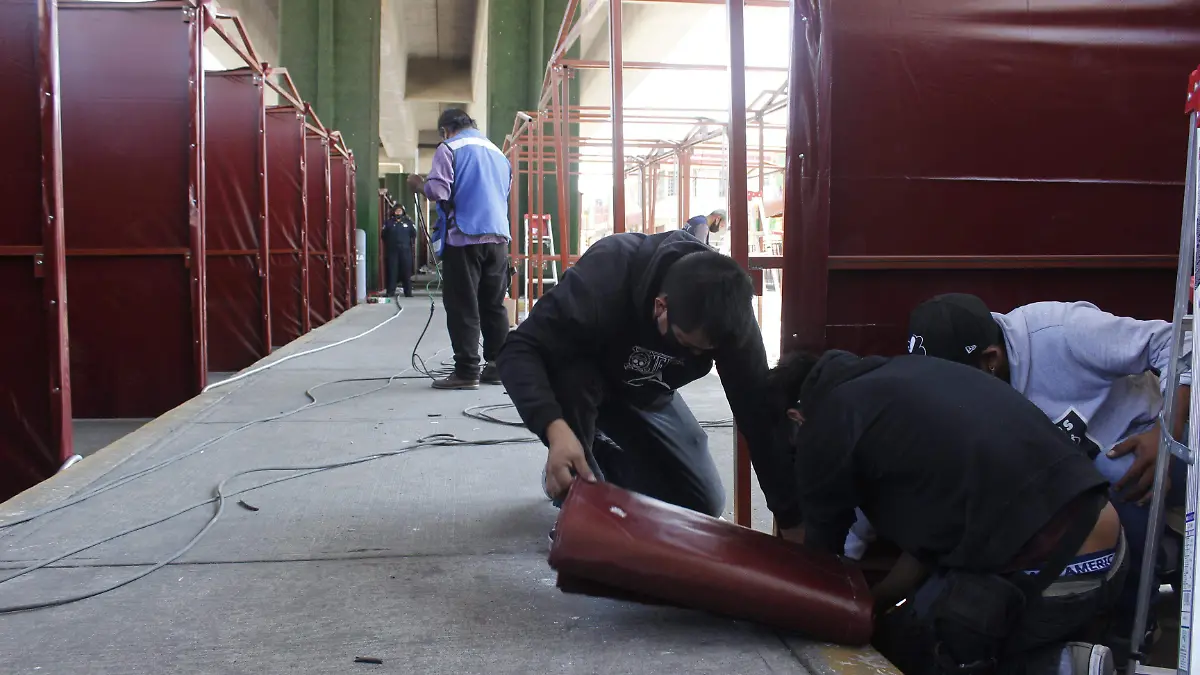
[280,0,382,289]
[487,0,581,271]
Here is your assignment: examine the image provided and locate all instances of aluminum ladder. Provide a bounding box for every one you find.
[1128,65,1200,675]
[523,213,559,298]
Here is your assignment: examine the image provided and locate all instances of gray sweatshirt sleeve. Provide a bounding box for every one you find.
[1060,302,1192,394]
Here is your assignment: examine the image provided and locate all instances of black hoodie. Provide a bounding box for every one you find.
[793,351,1108,571]
[497,231,799,523]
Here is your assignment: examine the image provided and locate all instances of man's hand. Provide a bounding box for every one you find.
[1109,427,1167,505]
[543,419,596,500]
[406,174,426,194]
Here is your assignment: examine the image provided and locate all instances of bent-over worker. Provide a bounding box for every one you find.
[906,293,1191,658]
[768,350,1126,675]
[681,209,726,246]
[496,230,795,526]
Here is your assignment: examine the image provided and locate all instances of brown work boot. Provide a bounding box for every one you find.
[480,363,502,385]
[431,374,480,390]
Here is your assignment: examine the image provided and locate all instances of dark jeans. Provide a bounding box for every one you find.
[385,243,413,297]
[1093,452,1187,623]
[550,361,724,517]
[441,242,509,379]
[874,533,1128,675]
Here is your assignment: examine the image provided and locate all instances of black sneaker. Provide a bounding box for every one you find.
[480,363,502,385]
[431,374,480,390]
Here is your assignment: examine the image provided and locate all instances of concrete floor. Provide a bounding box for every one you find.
[0,300,892,675]
[72,419,150,458]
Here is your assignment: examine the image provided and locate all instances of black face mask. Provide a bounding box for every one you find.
[660,323,682,351]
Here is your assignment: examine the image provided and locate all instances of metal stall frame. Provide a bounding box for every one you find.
[53,0,349,417]
[501,0,790,527]
[0,0,72,500]
[203,66,272,372]
[264,93,312,343]
[205,8,354,342]
[305,118,336,327]
[329,133,355,314]
[348,154,359,306]
[56,0,209,418]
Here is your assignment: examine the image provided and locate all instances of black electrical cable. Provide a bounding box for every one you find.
[408,194,457,381]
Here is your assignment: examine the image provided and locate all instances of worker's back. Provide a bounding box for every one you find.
[796,353,1108,571]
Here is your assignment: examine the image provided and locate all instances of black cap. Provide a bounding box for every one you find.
[906,293,1002,365]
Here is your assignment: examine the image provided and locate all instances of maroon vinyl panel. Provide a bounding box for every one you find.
[265,106,309,345]
[0,0,71,501]
[549,480,874,644]
[306,134,333,327]
[781,0,1200,355]
[330,153,350,315]
[204,68,269,372]
[59,3,206,418]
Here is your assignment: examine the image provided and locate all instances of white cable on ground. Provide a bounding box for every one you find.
[202,305,406,394]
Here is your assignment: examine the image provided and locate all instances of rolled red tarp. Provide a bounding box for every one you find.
[548,480,874,645]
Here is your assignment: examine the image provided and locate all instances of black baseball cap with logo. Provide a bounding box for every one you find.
[906,293,1003,365]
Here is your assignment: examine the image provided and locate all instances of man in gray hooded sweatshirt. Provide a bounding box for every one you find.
[905,293,1191,658]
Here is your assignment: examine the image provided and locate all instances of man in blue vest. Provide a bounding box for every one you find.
[408,109,512,390]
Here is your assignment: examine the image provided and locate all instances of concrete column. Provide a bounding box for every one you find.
[280,0,382,288]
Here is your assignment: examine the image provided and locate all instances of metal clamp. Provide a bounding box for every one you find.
[1159,411,1194,464]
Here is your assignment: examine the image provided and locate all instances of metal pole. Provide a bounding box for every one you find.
[509,143,520,301]
[726,0,752,527]
[1127,113,1200,675]
[526,124,535,308]
[609,0,625,233]
[554,68,570,272]
[676,150,684,228]
[681,148,691,220]
[639,165,648,231]
[563,69,574,263]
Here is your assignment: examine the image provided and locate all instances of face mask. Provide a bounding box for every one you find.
[660,323,682,351]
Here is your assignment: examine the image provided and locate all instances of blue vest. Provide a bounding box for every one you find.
[434,129,512,241]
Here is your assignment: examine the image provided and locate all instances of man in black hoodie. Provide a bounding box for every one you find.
[767,351,1127,675]
[497,231,797,522]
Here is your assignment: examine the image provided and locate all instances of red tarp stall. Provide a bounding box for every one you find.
[0,0,71,501]
[306,132,333,327]
[330,152,351,315]
[205,68,270,372]
[59,1,206,417]
[782,0,1200,356]
[265,105,310,345]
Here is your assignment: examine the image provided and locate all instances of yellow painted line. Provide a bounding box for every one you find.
[784,638,901,675]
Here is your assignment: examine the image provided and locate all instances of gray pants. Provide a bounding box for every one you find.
[550,361,725,517]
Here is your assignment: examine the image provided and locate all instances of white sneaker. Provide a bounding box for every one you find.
[1061,643,1115,675]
